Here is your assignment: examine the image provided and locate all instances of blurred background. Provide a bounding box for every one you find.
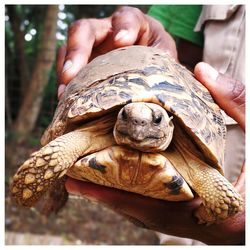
[5,4,160,245]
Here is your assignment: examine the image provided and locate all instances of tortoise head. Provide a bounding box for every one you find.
[113,102,174,152]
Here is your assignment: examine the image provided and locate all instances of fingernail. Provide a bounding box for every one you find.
[114,29,129,41]
[202,63,219,82]
[57,84,66,99]
[62,60,73,72]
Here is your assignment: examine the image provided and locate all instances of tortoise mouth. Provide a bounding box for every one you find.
[117,130,165,141]
[65,106,174,155]
[113,130,172,153]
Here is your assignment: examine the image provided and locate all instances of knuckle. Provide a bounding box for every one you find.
[56,44,66,57]
[112,7,146,35]
[133,7,145,19]
[116,6,138,14]
[68,19,94,38]
[148,15,164,31]
[113,6,142,20]
[126,6,143,16]
[58,44,66,55]
[230,78,245,106]
[68,20,81,35]
[69,19,89,31]
[67,19,95,53]
[112,10,123,21]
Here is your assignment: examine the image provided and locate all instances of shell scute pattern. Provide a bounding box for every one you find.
[127,77,147,86]
[42,46,225,169]
[151,81,185,92]
[135,66,164,76]
[212,113,225,126]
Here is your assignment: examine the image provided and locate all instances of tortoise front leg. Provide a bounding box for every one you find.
[183,160,243,224]
[11,130,115,207]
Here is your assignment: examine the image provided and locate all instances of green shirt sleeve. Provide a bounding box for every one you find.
[148,5,204,47]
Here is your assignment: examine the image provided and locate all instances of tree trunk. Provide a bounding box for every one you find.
[7,5,30,98]
[5,40,13,127]
[13,5,58,137]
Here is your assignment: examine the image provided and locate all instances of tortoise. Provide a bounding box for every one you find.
[11,45,243,224]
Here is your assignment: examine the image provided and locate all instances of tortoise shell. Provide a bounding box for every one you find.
[42,46,226,173]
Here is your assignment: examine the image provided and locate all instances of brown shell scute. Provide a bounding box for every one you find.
[42,46,226,171]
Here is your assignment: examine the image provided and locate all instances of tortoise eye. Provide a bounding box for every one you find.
[153,115,162,125]
[121,109,127,120]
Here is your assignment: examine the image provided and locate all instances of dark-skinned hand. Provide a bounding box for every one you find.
[56,6,177,99]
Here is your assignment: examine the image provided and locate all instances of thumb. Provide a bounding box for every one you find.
[194,62,245,131]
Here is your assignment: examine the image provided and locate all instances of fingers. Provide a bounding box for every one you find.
[65,177,200,232]
[56,44,67,79]
[65,177,158,215]
[194,62,245,130]
[65,177,165,220]
[56,45,67,99]
[57,6,178,98]
[112,7,177,60]
[65,177,245,244]
[58,10,140,88]
[58,18,112,86]
[59,20,94,85]
[234,162,245,198]
[144,15,178,60]
[112,7,149,46]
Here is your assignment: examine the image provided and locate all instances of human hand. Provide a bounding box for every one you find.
[194,62,245,131]
[194,63,245,241]
[56,6,177,99]
[65,63,245,244]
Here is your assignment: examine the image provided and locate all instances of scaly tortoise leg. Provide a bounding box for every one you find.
[165,141,244,224]
[161,123,244,224]
[187,163,244,224]
[11,130,115,207]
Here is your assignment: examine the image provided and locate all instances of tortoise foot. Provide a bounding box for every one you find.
[194,175,244,225]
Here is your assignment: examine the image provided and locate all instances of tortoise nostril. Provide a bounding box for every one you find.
[132,118,147,126]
